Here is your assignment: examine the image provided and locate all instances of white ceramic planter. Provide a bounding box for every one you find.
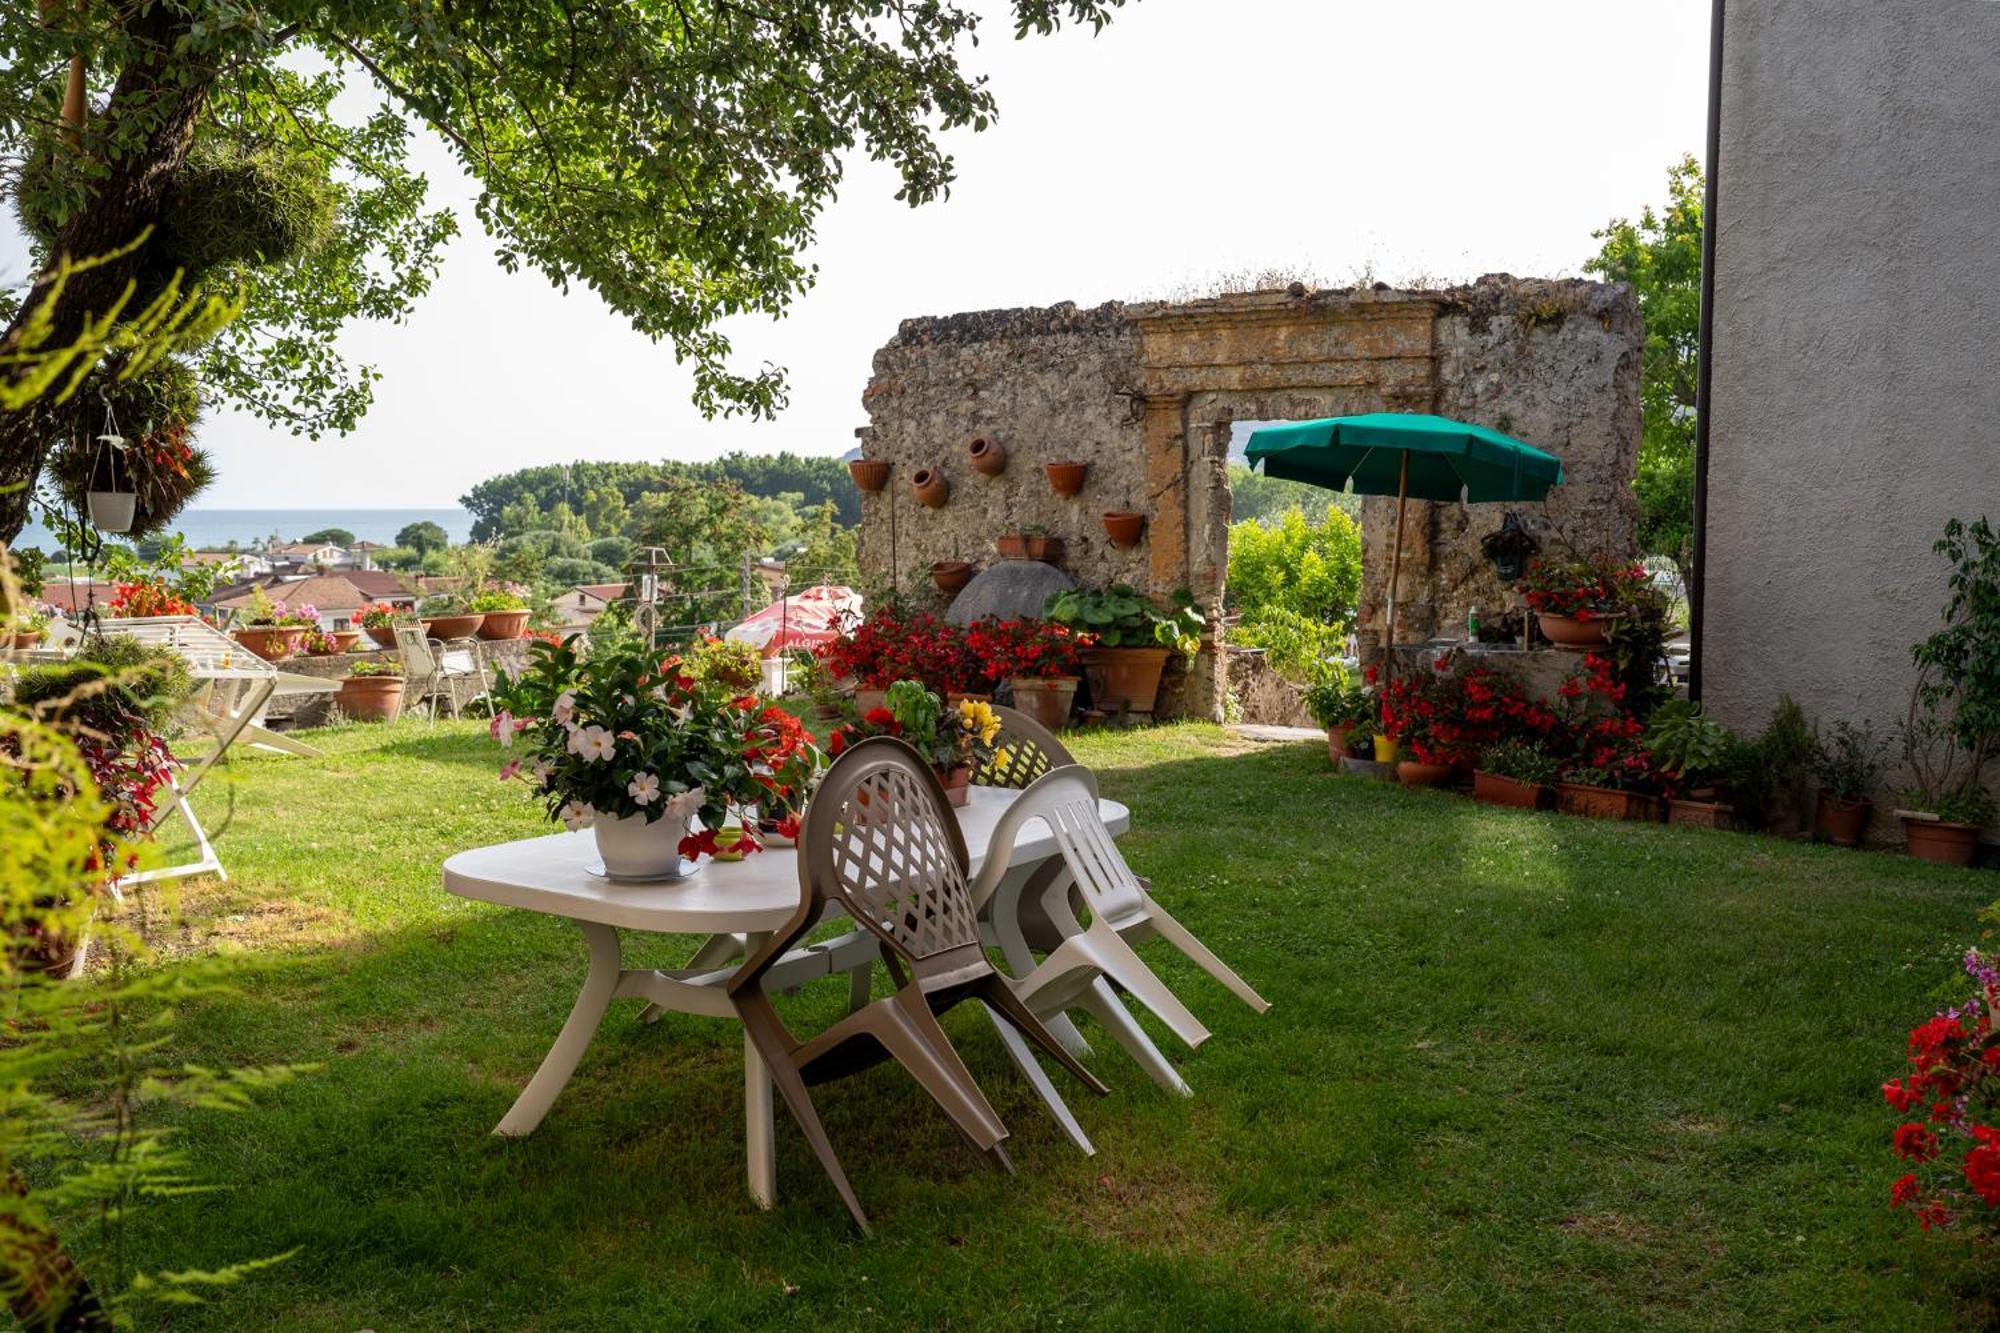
[87,490,136,533]
[593,811,697,880]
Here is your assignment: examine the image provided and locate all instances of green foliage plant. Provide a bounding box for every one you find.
[1044,585,1204,656]
[345,659,403,679]
[1304,677,1371,732]
[1646,701,1738,789]
[1479,738,1562,785]
[1813,720,1887,802]
[687,637,762,691]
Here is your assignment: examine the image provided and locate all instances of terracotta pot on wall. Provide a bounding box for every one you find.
[1008,676,1079,731]
[329,629,363,653]
[337,675,404,723]
[477,610,531,640]
[1102,511,1145,548]
[968,437,1007,477]
[995,534,1030,560]
[1815,792,1871,847]
[849,459,890,492]
[932,560,975,597]
[1397,761,1454,788]
[1045,461,1088,497]
[233,627,303,662]
[1902,816,1982,867]
[1537,613,1613,650]
[363,622,398,649]
[1081,646,1172,715]
[423,614,485,641]
[911,467,951,508]
[1473,771,1548,809]
[1024,535,1064,564]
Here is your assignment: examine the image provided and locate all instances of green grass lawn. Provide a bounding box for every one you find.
[101,719,1998,1328]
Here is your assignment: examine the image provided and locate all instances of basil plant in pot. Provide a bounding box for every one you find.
[1044,584,1204,718]
[1647,702,1740,830]
[1895,516,2000,866]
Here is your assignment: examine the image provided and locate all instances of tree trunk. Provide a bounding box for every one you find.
[1,1168,113,1332]
[0,4,211,545]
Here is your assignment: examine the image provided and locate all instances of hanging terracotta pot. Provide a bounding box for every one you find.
[849,458,890,493]
[967,437,1007,477]
[1045,461,1088,497]
[911,467,951,508]
[1102,511,1145,548]
[932,560,975,597]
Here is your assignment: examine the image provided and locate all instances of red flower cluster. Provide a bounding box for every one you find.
[816,606,987,694]
[1376,653,1555,766]
[1553,652,1659,792]
[106,580,197,619]
[827,706,902,758]
[1519,558,1650,621]
[963,617,1090,681]
[1883,951,2000,1235]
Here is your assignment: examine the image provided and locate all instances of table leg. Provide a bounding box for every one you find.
[742,930,776,1209]
[495,920,622,1137]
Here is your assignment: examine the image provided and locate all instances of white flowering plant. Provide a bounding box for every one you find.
[488,636,811,846]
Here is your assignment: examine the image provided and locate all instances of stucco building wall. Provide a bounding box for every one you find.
[857,278,1641,720]
[1705,0,2000,831]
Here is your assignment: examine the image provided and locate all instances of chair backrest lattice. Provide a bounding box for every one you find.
[804,737,980,966]
[975,704,1076,790]
[393,625,439,678]
[994,766,1147,925]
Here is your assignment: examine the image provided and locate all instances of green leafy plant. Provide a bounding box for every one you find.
[1044,584,1204,656]
[1646,702,1738,789]
[418,591,471,617]
[1479,738,1561,785]
[345,659,403,679]
[1304,677,1371,731]
[466,587,529,614]
[1814,720,1888,802]
[687,636,762,691]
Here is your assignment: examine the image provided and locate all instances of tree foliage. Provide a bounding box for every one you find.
[1227,462,1357,527]
[461,453,861,541]
[1225,506,1363,683]
[1585,155,1703,579]
[299,527,354,546]
[394,520,448,555]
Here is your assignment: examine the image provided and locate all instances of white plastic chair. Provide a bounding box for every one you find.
[971,764,1251,1141]
[393,624,489,721]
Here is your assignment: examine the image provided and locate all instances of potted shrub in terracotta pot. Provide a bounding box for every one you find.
[966,616,1088,732]
[357,602,403,648]
[1045,460,1088,497]
[1811,719,1887,846]
[1556,758,1664,821]
[849,458,891,492]
[1473,739,1559,809]
[9,603,51,651]
[329,628,363,653]
[1895,715,1992,867]
[336,659,405,722]
[1306,677,1375,766]
[967,436,1007,477]
[1647,702,1739,830]
[469,585,532,639]
[419,592,484,642]
[1518,558,1649,650]
[488,635,823,878]
[1045,584,1204,718]
[232,589,315,661]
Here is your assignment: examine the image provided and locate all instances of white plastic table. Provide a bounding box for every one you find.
[442,785,1130,1208]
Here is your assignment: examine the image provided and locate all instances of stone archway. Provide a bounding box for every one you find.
[856,276,1641,721]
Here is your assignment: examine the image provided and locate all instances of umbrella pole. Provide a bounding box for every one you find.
[1383,453,1410,679]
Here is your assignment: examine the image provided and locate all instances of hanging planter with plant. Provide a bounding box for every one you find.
[849,458,890,493]
[1480,511,1541,583]
[967,437,1007,477]
[1045,460,1088,497]
[911,466,950,508]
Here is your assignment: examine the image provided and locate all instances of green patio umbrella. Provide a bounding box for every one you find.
[1244,412,1563,669]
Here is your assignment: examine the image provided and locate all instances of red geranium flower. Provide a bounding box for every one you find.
[1894,1122,1941,1163]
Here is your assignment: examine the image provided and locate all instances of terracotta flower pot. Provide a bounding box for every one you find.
[1008,675,1079,731]
[911,467,951,508]
[1102,511,1145,548]
[1024,535,1065,564]
[1326,724,1356,765]
[1902,816,1983,867]
[936,763,972,807]
[337,675,404,722]
[1537,613,1611,650]
[996,534,1030,560]
[1045,460,1088,497]
[233,626,303,662]
[967,436,1007,477]
[363,622,398,648]
[11,630,44,651]
[477,609,531,640]
[1667,798,1735,830]
[932,560,976,597]
[1557,782,1661,821]
[1081,645,1172,715]
[423,614,484,641]
[1815,792,1872,847]
[849,458,890,493]
[1474,771,1548,809]
[1397,760,1454,788]
[330,629,362,653]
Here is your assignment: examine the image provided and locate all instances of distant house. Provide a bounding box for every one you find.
[187,550,267,579]
[549,581,632,633]
[268,541,347,570]
[342,570,419,608]
[344,540,386,571]
[34,580,109,617]
[210,574,375,629]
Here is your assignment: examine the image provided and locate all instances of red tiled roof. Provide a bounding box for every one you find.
[577,582,632,601]
[343,570,417,601]
[213,574,371,613]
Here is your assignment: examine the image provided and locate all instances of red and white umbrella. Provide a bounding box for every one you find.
[725,585,863,656]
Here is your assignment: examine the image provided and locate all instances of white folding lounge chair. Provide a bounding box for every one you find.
[394,624,489,721]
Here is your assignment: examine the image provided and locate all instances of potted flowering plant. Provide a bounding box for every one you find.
[418,591,484,642]
[1376,659,1467,788]
[9,603,52,651]
[356,602,403,648]
[1044,584,1204,717]
[233,589,315,661]
[1305,677,1373,765]
[490,637,797,877]
[965,616,1090,731]
[336,659,404,722]
[1882,947,2000,1235]
[1473,739,1560,809]
[468,584,532,640]
[827,680,1002,806]
[104,578,198,619]
[816,604,986,705]
[1519,558,1650,650]
[1646,702,1740,829]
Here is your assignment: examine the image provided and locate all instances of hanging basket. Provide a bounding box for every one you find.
[85,406,136,533]
[86,490,136,534]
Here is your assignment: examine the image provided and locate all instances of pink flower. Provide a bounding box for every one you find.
[490,709,516,747]
[498,759,523,783]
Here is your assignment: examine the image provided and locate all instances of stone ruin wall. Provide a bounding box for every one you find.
[856,276,1643,721]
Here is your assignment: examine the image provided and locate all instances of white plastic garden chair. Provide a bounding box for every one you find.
[394,624,489,722]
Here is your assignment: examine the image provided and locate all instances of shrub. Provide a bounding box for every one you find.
[1043,585,1203,656]
[1231,607,1350,685]
[1304,677,1371,731]
[1814,719,1888,801]
[687,636,761,690]
[1480,738,1561,785]
[1226,507,1361,683]
[1646,701,1737,790]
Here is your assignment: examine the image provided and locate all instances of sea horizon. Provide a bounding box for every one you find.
[18,506,476,553]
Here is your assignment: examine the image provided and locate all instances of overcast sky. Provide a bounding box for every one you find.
[4,0,1712,509]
